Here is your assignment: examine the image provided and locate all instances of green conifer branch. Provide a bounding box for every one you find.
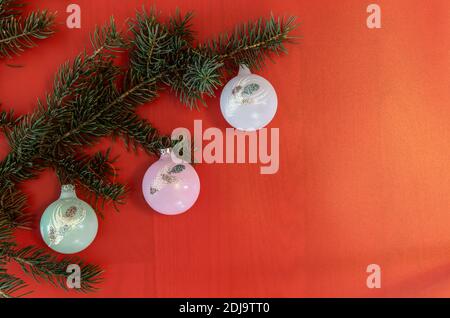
[0,186,28,229]
[0,109,16,129]
[0,243,103,295]
[0,3,55,58]
[0,269,29,298]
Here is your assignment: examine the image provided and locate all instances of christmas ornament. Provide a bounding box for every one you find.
[220,65,278,131]
[40,185,98,254]
[142,148,200,215]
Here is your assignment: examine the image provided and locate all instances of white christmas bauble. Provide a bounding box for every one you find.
[220,65,278,131]
[40,184,98,254]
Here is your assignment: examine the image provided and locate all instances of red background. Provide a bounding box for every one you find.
[1,0,450,297]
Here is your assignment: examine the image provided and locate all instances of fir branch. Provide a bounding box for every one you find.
[90,16,129,53]
[168,53,223,107]
[0,186,29,229]
[129,9,171,81]
[0,0,23,21]
[0,9,55,58]
[87,148,118,179]
[0,21,129,195]
[114,111,168,155]
[128,10,297,108]
[52,76,158,150]
[0,109,16,129]
[49,151,127,210]
[4,245,103,293]
[0,152,42,190]
[5,109,52,162]
[168,9,195,45]
[0,225,12,242]
[0,110,50,189]
[0,269,28,298]
[199,15,297,70]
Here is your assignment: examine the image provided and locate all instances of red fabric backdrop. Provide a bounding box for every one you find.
[1,0,449,297]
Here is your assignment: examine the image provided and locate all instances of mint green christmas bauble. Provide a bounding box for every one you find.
[40,184,98,254]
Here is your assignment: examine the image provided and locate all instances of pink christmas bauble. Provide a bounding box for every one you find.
[142,149,200,215]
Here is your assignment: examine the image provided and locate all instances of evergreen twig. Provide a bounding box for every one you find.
[0,109,16,129]
[0,6,55,58]
[0,269,29,298]
[5,245,103,293]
